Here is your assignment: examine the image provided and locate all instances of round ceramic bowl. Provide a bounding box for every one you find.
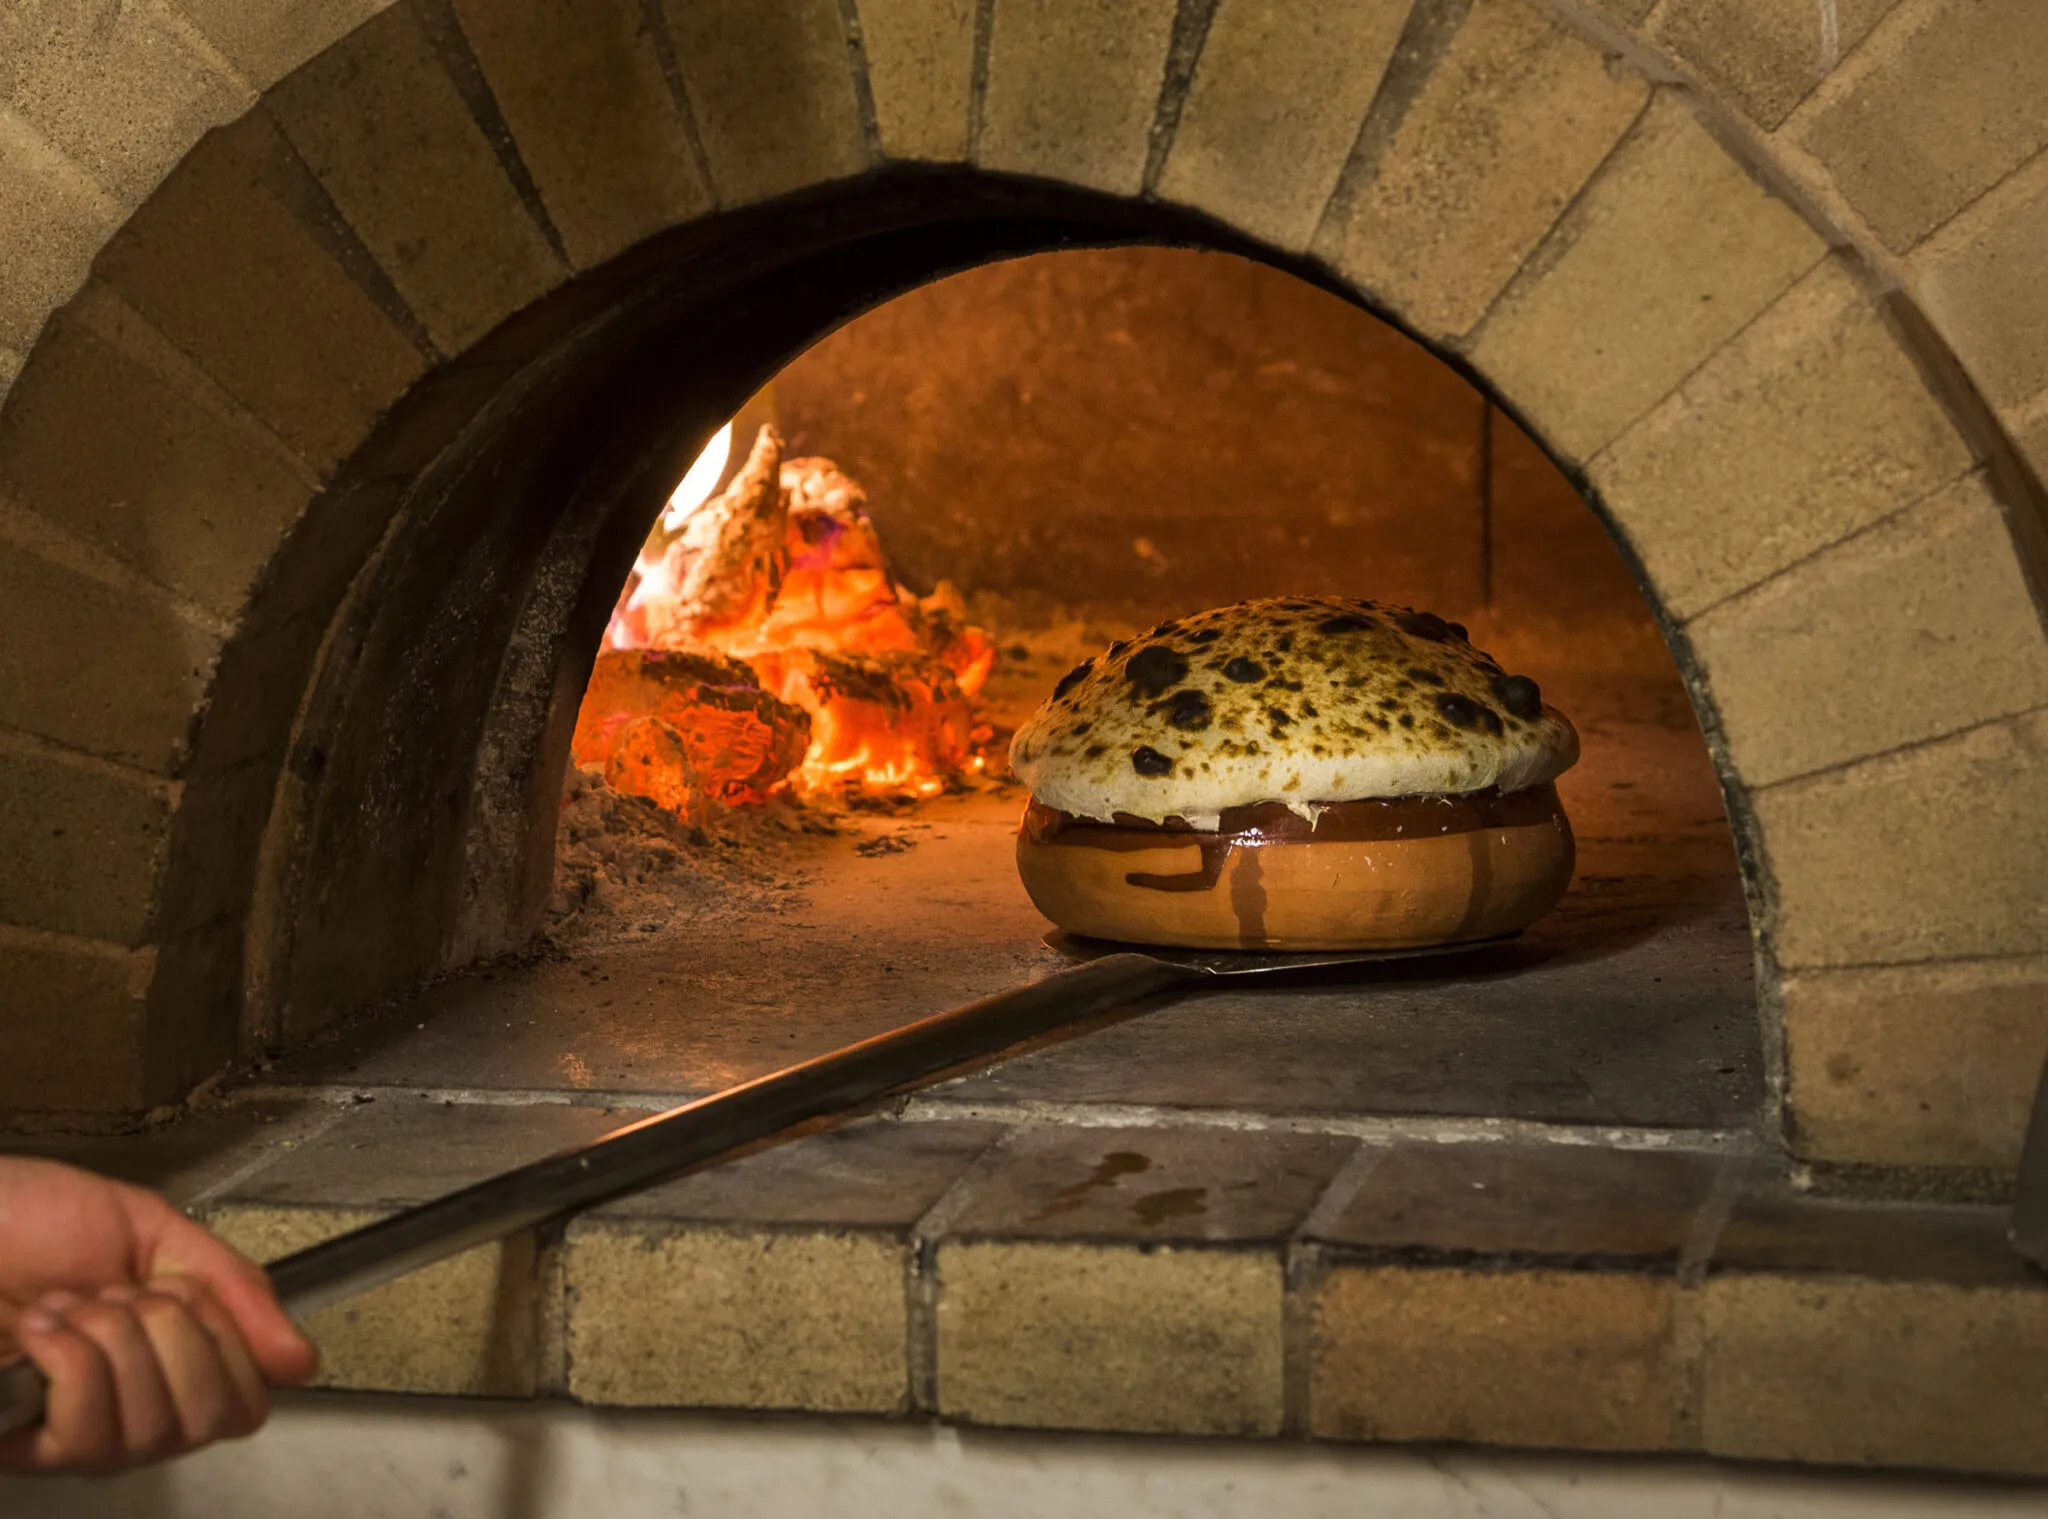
[1015,784,1575,951]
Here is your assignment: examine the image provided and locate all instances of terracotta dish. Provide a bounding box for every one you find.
[1009,596,1579,951]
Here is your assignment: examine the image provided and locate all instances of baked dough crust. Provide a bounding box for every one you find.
[1009,597,1579,829]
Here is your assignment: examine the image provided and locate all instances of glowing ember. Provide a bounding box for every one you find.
[580,425,994,810]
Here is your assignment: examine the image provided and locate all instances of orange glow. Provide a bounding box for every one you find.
[577,425,994,811]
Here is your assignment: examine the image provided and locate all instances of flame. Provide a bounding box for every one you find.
[577,425,994,813]
[663,422,734,530]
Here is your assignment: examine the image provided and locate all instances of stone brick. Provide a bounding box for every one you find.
[1649,0,1899,130]
[1715,1190,2027,1281]
[591,1118,1003,1229]
[93,111,429,475]
[451,0,711,270]
[927,1127,1341,1436]
[2015,395,2048,482]
[268,3,565,354]
[0,532,217,773]
[1702,1273,2048,1474]
[567,1227,908,1411]
[1157,0,1408,253]
[148,760,285,949]
[1912,149,2048,413]
[1754,707,2048,968]
[1783,957,2048,1170]
[145,914,244,1105]
[0,739,171,947]
[203,1101,627,1394]
[942,1126,1355,1243]
[0,1098,332,1201]
[0,105,122,354]
[224,1097,624,1208]
[1310,1266,1679,1451]
[0,291,317,619]
[208,1203,540,1396]
[238,477,407,634]
[977,0,1177,197]
[1590,256,1973,619]
[1311,1142,1721,1263]
[176,0,393,89]
[1328,0,1648,341]
[0,0,249,207]
[566,1118,998,1412]
[1793,0,2048,253]
[1689,474,2048,788]
[660,0,867,205]
[856,0,975,162]
[1468,93,1827,461]
[936,1239,1283,1435]
[0,927,150,1115]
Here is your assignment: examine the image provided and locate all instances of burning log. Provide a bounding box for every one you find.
[588,424,998,801]
[613,425,789,650]
[572,648,811,807]
[603,716,711,825]
[755,648,975,795]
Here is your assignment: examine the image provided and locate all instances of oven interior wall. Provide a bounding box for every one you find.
[773,246,1666,670]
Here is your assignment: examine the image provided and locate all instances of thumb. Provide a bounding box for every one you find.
[125,1189,319,1387]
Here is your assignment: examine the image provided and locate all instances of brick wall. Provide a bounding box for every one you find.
[0,0,2040,1171]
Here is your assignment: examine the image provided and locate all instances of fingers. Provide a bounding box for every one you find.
[151,1277,270,1436]
[0,1285,271,1473]
[62,1289,182,1459]
[129,1196,318,1387]
[4,1296,122,1471]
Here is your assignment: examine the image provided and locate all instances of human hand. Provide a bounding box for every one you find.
[0,1157,317,1474]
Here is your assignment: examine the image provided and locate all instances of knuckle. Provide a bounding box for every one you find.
[63,1301,121,1337]
[133,1293,188,1330]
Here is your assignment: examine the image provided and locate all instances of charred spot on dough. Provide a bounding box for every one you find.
[1493,673,1543,720]
[1190,627,1223,645]
[1436,691,1504,736]
[1394,609,1455,642]
[1398,713,1415,729]
[1131,745,1174,778]
[1447,621,1469,641]
[1083,743,1108,759]
[1300,698,1319,718]
[1223,656,1264,683]
[1158,689,1213,731]
[1317,613,1374,635]
[1125,644,1190,698]
[1406,666,1445,687]
[1052,660,1094,700]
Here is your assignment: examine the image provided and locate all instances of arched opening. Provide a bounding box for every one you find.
[238,181,1755,1132]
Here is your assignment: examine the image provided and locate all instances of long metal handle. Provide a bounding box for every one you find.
[0,953,1188,1440]
[2010,1051,2048,1270]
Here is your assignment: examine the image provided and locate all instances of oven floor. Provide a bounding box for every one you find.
[260,677,1762,1135]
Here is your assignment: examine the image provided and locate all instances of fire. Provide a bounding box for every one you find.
[575,424,994,815]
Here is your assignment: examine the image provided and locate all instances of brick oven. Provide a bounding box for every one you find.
[2,0,2046,1481]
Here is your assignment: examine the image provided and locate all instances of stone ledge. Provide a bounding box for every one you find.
[10,1098,2045,1475]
